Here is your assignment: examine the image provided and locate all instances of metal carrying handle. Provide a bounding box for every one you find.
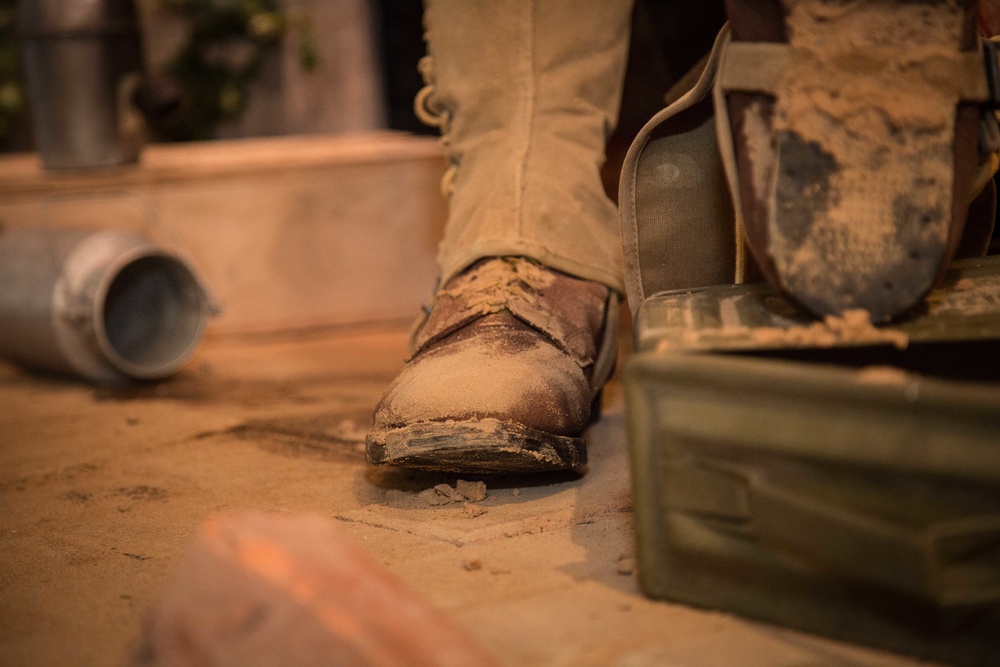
[748,475,1000,607]
[661,463,1000,607]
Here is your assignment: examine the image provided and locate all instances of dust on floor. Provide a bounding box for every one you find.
[0,326,939,666]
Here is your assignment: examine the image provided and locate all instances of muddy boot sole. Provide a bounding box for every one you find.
[728,0,978,322]
[366,417,587,474]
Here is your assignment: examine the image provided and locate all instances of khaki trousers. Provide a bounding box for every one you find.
[419,0,635,293]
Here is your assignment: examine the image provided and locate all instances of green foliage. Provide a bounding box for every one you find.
[154,0,318,141]
[0,1,317,145]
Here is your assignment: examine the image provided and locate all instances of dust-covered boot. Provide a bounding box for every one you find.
[365,0,633,473]
[366,257,618,474]
[718,0,995,322]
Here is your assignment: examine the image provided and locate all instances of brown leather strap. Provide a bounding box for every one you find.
[718,40,994,103]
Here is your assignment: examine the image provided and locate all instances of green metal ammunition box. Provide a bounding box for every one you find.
[626,257,1000,665]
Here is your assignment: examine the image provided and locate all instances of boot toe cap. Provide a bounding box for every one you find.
[373,325,591,437]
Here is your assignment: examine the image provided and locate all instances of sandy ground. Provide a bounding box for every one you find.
[0,326,939,666]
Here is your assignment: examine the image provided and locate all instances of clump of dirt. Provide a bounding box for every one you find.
[461,556,509,572]
[925,273,1000,316]
[419,480,487,507]
[751,308,909,349]
[656,307,909,351]
[456,479,487,502]
[464,503,488,518]
[420,484,461,506]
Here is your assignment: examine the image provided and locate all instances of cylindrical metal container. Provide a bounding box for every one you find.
[19,0,145,169]
[0,227,211,383]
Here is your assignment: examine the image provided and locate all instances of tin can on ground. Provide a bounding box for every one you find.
[0,226,211,383]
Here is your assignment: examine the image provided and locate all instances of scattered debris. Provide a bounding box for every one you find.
[463,557,483,572]
[420,480,488,507]
[438,484,465,504]
[456,480,487,502]
[416,490,440,506]
[123,552,152,561]
[657,307,910,352]
[464,503,488,519]
[616,557,636,576]
[511,489,521,497]
[418,485,458,506]
[752,309,909,350]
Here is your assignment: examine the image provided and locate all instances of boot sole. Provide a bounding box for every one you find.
[366,417,587,474]
[739,0,974,322]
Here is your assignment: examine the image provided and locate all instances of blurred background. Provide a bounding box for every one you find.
[0,0,727,164]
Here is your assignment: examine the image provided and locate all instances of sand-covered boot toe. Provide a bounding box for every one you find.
[366,257,617,474]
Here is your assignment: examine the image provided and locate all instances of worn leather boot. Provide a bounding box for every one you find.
[367,257,618,473]
[720,0,995,322]
[366,0,633,473]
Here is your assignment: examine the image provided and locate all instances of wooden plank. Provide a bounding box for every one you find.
[0,133,445,195]
[0,133,448,333]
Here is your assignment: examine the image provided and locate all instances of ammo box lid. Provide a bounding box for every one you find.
[635,256,1000,356]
